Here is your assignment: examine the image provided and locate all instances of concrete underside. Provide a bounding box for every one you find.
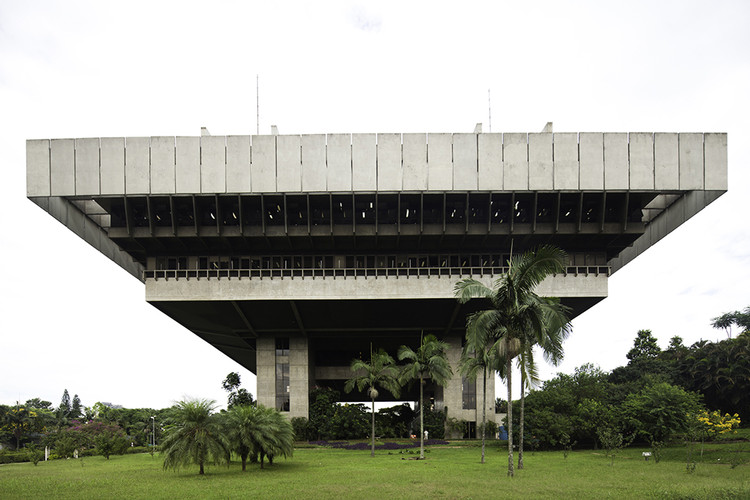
[149,295,604,376]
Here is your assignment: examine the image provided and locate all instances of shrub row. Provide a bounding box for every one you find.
[308,439,449,450]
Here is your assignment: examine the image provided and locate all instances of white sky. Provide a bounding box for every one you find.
[1,0,748,410]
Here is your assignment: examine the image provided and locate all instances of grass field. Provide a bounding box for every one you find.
[1,442,748,499]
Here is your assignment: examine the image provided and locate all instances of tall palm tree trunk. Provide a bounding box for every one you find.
[506,354,514,477]
[481,366,487,464]
[419,375,425,459]
[371,396,376,457]
[518,384,525,469]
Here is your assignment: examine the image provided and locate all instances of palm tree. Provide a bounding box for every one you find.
[224,405,266,471]
[460,311,502,464]
[398,332,453,459]
[161,399,229,475]
[344,347,402,457]
[517,300,570,469]
[258,406,295,468]
[455,245,570,477]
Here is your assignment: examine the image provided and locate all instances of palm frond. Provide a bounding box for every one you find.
[509,245,567,294]
[454,278,494,303]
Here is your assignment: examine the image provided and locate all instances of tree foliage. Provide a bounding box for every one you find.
[674,333,750,420]
[307,387,340,440]
[221,372,255,409]
[398,333,452,459]
[711,306,750,338]
[160,399,229,475]
[455,244,570,475]
[223,404,293,470]
[620,382,702,443]
[71,394,83,420]
[626,329,661,361]
[57,389,71,422]
[345,348,401,457]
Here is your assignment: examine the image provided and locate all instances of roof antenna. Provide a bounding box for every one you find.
[488,89,492,133]
[256,75,260,135]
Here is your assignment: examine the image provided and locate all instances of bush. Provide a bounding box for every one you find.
[54,434,78,459]
[0,449,30,464]
[308,387,340,440]
[26,444,43,465]
[375,404,414,438]
[330,404,369,440]
[479,420,498,438]
[620,382,702,443]
[95,431,128,459]
[423,408,446,439]
[291,417,310,441]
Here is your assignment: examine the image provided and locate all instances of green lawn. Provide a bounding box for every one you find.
[1,443,748,499]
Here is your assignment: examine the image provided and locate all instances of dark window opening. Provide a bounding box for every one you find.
[275,337,290,356]
[559,194,578,223]
[513,194,533,224]
[286,196,307,227]
[332,195,351,225]
[196,196,217,226]
[275,337,290,412]
[536,193,556,224]
[354,195,376,225]
[377,194,398,225]
[219,197,240,226]
[400,195,420,225]
[242,196,263,227]
[582,193,602,223]
[490,194,510,224]
[173,197,195,226]
[151,197,171,227]
[130,198,149,227]
[445,194,466,224]
[468,194,489,224]
[462,376,476,410]
[310,196,330,226]
[423,194,443,225]
[265,196,284,226]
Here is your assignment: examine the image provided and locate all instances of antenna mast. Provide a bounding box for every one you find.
[256,75,260,135]
[488,89,492,133]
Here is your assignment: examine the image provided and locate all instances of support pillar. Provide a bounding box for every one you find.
[255,335,310,419]
[444,334,496,438]
[256,336,275,409]
[289,335,310,419]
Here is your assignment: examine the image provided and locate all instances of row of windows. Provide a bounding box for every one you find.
[106,192,643,229]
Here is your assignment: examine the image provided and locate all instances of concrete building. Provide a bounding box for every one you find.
[26,129,727,434]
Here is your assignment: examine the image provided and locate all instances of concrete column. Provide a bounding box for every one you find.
[444,335,463,423]
[476,364,496,438]
[289,336,310,419]
[444,334,496,438]
[256,336,275,409]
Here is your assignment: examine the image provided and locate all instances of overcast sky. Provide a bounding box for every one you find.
[1,0,748,410]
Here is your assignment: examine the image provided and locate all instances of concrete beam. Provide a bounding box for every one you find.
[28,133,727,198]
[145,273,608,302]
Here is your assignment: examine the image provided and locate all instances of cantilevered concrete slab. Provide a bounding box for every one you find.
[27,131,727,427]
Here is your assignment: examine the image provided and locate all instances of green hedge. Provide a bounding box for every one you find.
[0,450,31,464]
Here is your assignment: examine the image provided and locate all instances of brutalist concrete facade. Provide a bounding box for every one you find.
[27,131,727,432]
